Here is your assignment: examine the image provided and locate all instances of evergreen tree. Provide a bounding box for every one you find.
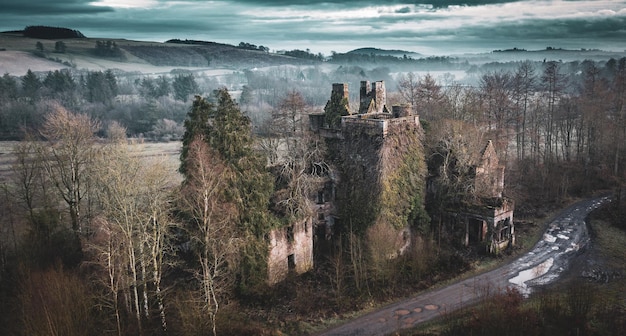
[155,75,170,98]
[180,95,214,177]
[212,88,275,234]
[84,70,117,104]
[239,85,253,106]
[104,69,118,97]
[139,77,157,99]
[21,69,42,101]
[180,89,277,292]
[43,70,75,94]
[0,73,18,102]
[54,41,66,53]
[173,74,199,102]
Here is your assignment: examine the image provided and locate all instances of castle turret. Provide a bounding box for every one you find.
[359,80,388,114]
[332,83,349,101]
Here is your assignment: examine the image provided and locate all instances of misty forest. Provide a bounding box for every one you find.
[1,28,626,336]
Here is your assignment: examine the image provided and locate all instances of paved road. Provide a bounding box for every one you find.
[317,196,611,336]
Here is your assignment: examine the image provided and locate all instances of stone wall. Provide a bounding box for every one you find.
[475,140,505,198]
[267,218,314,285]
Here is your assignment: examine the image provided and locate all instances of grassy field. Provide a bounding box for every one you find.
[0,140,182,183]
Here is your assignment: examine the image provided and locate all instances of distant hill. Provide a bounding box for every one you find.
[22,26,86,39]
[347,47,422,58]
[0,31,320,74]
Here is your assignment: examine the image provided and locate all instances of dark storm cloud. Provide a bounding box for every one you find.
[0,0,113,15]
[447,17,626,42]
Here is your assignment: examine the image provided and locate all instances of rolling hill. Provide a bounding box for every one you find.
[347,47,422,58]
[0,29,318,76]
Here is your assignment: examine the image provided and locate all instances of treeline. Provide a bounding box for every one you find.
[329,51,465,71]
[0,69,212,139]
[94,40,123,58]
[0,55,624,334]
[283,49,324,61]
[23,25,85,39]
[237,41,270,53]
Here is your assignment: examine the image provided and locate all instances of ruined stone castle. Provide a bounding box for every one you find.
[267,80,515,284]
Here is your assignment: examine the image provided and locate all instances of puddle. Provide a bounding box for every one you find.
[509,258,555,292]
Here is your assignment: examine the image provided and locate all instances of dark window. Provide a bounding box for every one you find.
[317,191,325,204]
[288,254,295,270]
[287,225,294,241]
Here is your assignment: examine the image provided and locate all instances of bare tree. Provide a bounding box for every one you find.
[480,71,514,146]
[512,61,537,160]
[270,90,326,219]
[181,137,241,336]
[427,119,487,204]
[38,104,99,235]
[397,72,420,115]
[397,73,445,118]
[541,61,567,162]
[90,137,176,335]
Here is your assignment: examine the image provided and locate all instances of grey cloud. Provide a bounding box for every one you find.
[457,17,626,41]
[229,0,521,7]
[0,0,113,15]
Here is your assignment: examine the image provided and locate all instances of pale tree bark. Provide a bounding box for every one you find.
[181,137,241,336]
[90,134,176,335]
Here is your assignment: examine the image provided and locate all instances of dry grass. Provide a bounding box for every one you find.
[0,140,182,183]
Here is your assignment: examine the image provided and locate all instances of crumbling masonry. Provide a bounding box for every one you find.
[267,80,515,284]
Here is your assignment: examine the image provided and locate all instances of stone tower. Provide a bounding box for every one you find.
[359,80,388,114]
[332,83,349,102]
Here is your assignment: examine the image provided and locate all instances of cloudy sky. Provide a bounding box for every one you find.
[1,0,625,55]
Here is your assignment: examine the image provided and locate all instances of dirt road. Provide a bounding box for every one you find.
[317,196,611,336]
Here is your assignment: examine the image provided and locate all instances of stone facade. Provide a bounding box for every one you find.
[267,218,314,285]
[475,140,505,198]
[462,140,515,253]
[461,198,515,253]
[313,79,425,262]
